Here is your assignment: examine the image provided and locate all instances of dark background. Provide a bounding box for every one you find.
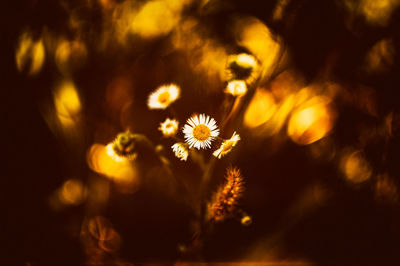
[4,0,400,264]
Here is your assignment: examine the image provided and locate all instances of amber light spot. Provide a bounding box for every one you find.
[287,96,335,145]
[342,150,372,184]
[193,124,211,141]
[15,31,45,76]
[244,89,276,128]
[87,144,140,194]
[54,80,82,127]
[61,179,86,205]
[241,215,252,226]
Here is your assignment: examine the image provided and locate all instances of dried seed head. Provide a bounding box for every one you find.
[208,166,245,222]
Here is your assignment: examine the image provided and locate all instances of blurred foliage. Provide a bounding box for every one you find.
[5,0,400,264]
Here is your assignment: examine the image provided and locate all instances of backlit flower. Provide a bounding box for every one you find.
[106,131,138,162]
[183,114,219,150]
[158,118,179,137]
[147,84,180,109]
[213,132,241,159]
[225,80,247,96]
[226,53,258,83]
[171,142,189,161]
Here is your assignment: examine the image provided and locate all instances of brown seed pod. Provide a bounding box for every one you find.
[208,166,245,222]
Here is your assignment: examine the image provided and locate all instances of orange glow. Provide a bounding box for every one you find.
[54,81,82,127]
[109,1,137,45]
[60,179,87,205]
[375,174,398,203]
[130,0,190,39]
[287,96,335,145]
[87,144,140,193]
[244,89,277,128]
[88,216,115,241]
[264,94,296,135]
[106,0,191,46]
[343,0,400,26]
[194,42,228,82]
[55,40,87,76]
[272,0,290,21]
[360,0,399,26]
[15,31,45,76]
[341,150,372,184]
[364,38,395,74]
[49,179,87,210]
[85,216,122,253]
[172,18,228,86]
[269,70,305,101]
[98,0,115,10]
[235,17,281,79]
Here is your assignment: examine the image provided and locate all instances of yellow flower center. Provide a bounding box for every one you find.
[158,91,170,104]
[192,124,211,141]
[221,141,234,153]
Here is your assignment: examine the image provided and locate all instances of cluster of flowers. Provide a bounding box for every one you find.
[148,84,241,161]
[104,53,258,225]
[146,53,258,162]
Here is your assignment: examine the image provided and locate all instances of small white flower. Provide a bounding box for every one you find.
[171,142,189,161]
[183,114,219,150]
[213,132,240,159]
[158,118,179,137]
[225,80,247,97]
[147,84,180,109]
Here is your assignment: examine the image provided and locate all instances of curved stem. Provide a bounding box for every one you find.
[168,106,179,119]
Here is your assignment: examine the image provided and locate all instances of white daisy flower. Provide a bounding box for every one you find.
[225,80,247,97]
[147,84,180,109]
[183,114,219,150]
[213,132,240,159]
[171,142,189,161]
[158,118,179,137]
